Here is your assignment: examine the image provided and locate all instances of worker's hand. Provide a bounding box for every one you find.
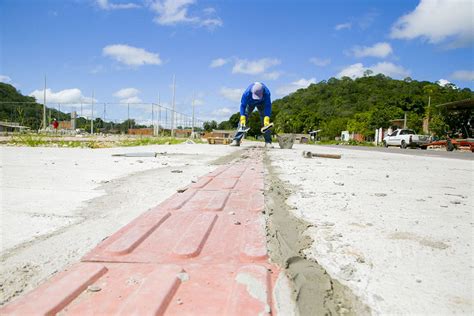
[240,115,246,127]
[264,116,270,127]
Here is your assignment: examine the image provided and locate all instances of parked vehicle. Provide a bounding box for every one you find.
[383,129,430,149]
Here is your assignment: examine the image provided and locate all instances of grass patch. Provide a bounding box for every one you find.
[6,135,203,148]
[10,134,49,147]
[117,137,185,147]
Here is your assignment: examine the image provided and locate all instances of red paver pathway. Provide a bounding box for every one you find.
[1,149,281,315]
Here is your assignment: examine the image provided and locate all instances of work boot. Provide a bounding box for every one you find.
[264,142,274,149]
[229,140,240,147]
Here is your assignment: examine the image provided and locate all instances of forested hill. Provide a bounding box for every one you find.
[0,82,148,132]
[0,82,45,129]
[272,75,472,138]
[218,75,473,138]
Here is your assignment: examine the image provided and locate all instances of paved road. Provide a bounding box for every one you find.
[325,145,474,161]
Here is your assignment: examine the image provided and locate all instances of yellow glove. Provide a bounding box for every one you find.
[240,115,246,126]
[264,116,270,126]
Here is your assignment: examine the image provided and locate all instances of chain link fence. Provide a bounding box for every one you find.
[0,101,204,136]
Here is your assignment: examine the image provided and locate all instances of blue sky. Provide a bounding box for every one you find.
[1,0,473,124]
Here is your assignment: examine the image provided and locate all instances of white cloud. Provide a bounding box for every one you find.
[371,62,410,78]
[309,57,331,67]
[352,42,393,58]
[337,63,366,78]
[232,58,281,75]
[210,58,228,68]
[29,88,96,104]
[149,0,222,28]
[449,70,474,81]
[212,57,281,78]
[113,87,139,98]
[276,78,316,96]
[213,107,233,117]
[390,0,474,47]
[337,62,410,79]
[0,75,12,83]
[200,18,223,28]
[150,0,197,25]
[113,87,142,103]
[335,22,351,31]
[103,44,162,66]
[219,87,244,102]
[263,71,282,80]
[437,79,451,87]
[96,0,140,10]
[121,96,143,103]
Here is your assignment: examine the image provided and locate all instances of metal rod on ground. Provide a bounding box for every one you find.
[128,103,130,131]
[302,151,342,159]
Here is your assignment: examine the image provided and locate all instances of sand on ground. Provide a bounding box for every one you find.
[1,142,473,314]
[268,143,473,315]
[0,143,239,304]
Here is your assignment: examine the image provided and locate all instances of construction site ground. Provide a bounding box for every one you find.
[1,142,472,315]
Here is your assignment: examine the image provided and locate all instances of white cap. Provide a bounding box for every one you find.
[251,82,263,100]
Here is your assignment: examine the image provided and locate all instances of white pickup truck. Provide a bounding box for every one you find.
[383,129,430,149]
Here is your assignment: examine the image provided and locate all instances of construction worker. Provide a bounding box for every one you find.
[230,82,273,147]
[52,118,59,132]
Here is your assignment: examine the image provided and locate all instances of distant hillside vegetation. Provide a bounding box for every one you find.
[0,83,45,129]
[218,75,473,139]
[0,82,150,133]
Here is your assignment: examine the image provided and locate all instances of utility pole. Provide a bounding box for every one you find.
[171,75,176,137]
[43,76,47,130]
[157,93,161,136]
[192,91,195,137]
[151,102,154,135]
[91,90,94,134]
[427,94,431,133]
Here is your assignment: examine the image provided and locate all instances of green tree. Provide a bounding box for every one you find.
[203,120,217,132]
[347,112,371,136]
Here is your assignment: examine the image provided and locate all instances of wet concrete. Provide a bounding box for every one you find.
[263,152,371,315]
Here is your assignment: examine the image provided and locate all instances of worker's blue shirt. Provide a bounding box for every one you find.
[240,83,272,117]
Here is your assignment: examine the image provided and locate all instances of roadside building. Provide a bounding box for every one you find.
[175,129,193,138]
[128,128,153,135]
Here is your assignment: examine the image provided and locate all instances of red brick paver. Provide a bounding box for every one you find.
[1,149,281,315]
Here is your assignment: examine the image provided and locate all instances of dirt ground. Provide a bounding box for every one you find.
[1,142,472,315]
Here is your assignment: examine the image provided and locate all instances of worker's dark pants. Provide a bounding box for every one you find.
[233,103,272,144]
